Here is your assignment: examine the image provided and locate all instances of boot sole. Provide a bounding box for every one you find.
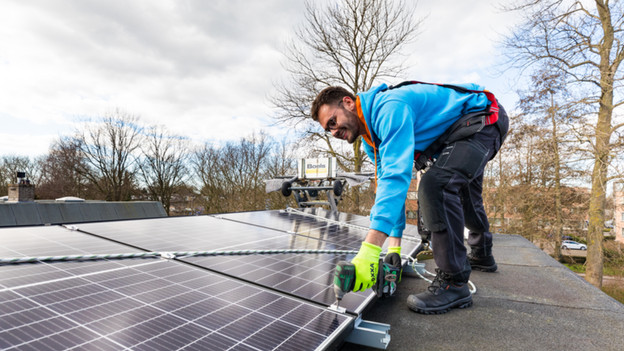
[407,295,473,315]
[471,263,498,272]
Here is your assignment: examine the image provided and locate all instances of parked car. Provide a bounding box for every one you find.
[561,240,587,250]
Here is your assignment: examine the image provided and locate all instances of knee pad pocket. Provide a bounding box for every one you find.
[418,170,450,232]
[435,140,488,181]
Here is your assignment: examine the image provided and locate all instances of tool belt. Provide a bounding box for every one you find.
[414,109,498,171]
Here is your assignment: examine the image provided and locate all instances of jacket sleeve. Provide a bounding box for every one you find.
[368,101,414,237]
[390,201,406,238]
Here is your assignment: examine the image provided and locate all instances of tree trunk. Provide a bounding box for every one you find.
[551,93,563,261]
[586,159,607,287]
[586,100,611,287]
[585,0,616,288]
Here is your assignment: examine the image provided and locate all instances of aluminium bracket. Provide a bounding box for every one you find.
[344,315,391,350]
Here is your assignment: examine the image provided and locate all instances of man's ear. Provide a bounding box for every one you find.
[343,96,356,111]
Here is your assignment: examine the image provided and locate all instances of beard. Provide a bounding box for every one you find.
[344,109,361,144]
[347,130,358,144]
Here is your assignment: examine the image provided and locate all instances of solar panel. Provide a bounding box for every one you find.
[74,215,370,313]
[0,226,353,350]
[218,209,369,247]
[75,210,421,314]
[218,208,421,253]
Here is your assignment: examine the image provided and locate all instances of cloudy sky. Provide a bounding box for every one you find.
[0,0,521,157]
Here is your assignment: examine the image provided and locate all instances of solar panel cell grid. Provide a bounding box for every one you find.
[76,214,384,313]
[219,209,421,254]
[1,209,421,350]
[0,226,136,257]
[76,215,292,252]
[0,225,354,351]
[1,259,351,350]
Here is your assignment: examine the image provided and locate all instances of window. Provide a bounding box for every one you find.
[622,228,624,237]
[622,213,624,221]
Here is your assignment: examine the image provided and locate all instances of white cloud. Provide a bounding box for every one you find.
[404,0,520,108]
[0,0,520,157]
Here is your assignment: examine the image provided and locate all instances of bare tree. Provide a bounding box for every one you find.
[263,139,298,209]
[517,68,584,259]
[483,115,589,247]
[504,0,624,287]
[1,155,38,182]
[36,137,94,199]
[497,119,552,241]
[138,125,190,215]
[0,155,39,196]
[193,133,296,214]
[264,139,297,179]
[273,0,422,173]
[193,143,223,213]
[75,110,142,201]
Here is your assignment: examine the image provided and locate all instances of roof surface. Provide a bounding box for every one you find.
[0,201,167,226]
[341,234,624,351]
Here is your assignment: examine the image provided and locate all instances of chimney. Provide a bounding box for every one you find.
[7,172,35,202]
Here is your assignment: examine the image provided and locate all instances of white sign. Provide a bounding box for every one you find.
[297,158,337,179]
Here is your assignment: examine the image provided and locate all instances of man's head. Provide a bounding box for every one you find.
[311,86,364,144]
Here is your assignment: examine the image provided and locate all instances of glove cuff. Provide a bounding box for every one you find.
[359,241,382,260]
[387,246,401,256]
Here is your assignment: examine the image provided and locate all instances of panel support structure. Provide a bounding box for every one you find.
[344,316,391,350]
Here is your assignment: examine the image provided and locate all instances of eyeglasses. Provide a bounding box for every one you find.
[324,102,342,133]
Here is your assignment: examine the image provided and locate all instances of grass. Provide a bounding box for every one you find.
[564,263,585,274]
[563,262,624,305]
[563,263,624,277]
[602,285,624,304]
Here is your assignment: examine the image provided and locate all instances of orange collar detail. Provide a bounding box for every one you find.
[355,96,378,191]
[356,96,375,149]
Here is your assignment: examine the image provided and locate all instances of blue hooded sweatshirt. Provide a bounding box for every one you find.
[356,82,491,237]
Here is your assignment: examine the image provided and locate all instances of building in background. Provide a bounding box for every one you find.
[614,182,624,244]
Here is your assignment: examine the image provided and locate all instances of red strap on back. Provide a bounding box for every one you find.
[390,80,499,125]
[483,91,499,125]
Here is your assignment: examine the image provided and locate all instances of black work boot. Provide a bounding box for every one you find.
[468,245,497,272]
[407,269,472,314]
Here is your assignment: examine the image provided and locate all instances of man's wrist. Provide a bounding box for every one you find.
[365,229,389,247]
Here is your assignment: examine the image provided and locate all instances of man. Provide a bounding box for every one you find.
[311,82,508,314]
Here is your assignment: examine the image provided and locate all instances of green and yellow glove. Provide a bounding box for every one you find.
[351,242,382,292]
[387,246,401,256]
[385,246,402,283]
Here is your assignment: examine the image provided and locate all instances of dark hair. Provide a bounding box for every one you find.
[310,86,355,121]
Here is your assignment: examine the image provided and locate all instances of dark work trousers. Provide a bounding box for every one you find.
[418,105,509,280]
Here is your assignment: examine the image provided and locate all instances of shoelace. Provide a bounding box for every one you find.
[427,268,451,293]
